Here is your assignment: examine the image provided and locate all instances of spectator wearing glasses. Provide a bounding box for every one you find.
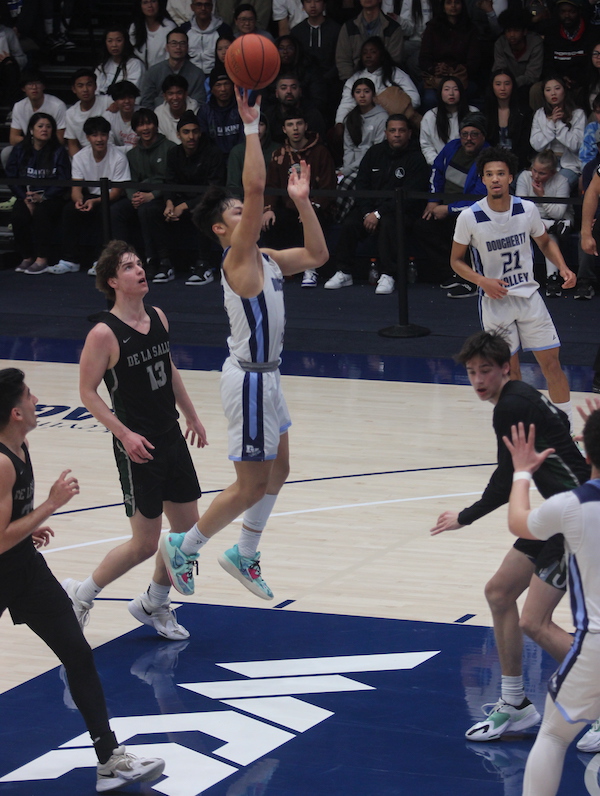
[413,111,489,296]
[139,27,206,108]
[180,0,233,75]
[232,4,274,40]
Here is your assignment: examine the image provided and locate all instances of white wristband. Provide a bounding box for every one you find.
[513,471,532,482]
[244,116,260,136]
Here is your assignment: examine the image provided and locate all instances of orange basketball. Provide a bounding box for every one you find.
[224,34,281,91]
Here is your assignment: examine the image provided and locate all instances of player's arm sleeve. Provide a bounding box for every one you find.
[457,402,521,525]
[527,491,581,550]
[453,209,472,246]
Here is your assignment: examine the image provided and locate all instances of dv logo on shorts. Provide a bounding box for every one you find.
[0,651,439,795]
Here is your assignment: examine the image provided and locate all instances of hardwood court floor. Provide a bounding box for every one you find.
[0,359,580,694]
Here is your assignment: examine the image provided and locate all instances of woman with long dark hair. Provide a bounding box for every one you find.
[419,75,475,164]
[335,36,420,126]
[340,77,388,177]
[419,0,481,110]
[530,75,585,189]
[6,112,71,275]
[95,26,145,95]
[483,69,532,170]
[129,0,175,69]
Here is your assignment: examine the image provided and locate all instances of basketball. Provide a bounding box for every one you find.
[224,34,281,91]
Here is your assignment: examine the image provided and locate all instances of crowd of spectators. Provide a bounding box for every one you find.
[1,0,600,298]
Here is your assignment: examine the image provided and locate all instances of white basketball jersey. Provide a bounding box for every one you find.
[221,250,286,365]
[454,196,546,298]
[529,481,600,634]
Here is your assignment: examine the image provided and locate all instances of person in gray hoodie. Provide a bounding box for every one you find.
[180,0,233,74]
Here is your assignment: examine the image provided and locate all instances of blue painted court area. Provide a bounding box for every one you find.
[0,606,594,795]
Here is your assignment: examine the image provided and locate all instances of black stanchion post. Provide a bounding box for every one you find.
[100,177,112,244]
[378,188,430,339]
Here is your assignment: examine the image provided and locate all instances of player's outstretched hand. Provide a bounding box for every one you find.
[185,417,208,448]
[122,430,155,463]
[234,86,260,125]
[577,396,600,425]
[430,510,463,535]
[32,526,55,548]
[502,422,554,475]
[48,469,80,509]
[287,159,310,203]
[559,267,576,290]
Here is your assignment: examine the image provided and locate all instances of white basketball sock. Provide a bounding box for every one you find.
[501,675,525,707]
[77,576,102,604]
[146,580,171,608]
[554,401,573,433]
[181,523,211,556]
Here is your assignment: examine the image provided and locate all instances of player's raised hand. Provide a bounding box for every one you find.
[185,417,208,448]
[577,396,600,425]
[121,430,155,463]
[234,86,260,126]
[502,422,554,474]
[287,160,311,202]
[430,510,463,535]
[48,469,80,509]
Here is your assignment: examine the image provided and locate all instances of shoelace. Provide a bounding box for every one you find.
[481,699,507,717]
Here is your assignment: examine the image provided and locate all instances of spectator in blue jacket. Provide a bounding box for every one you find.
[580,96,600,168]
[197,69,242,159]
[6,112,71,275]
[413,111,489,295]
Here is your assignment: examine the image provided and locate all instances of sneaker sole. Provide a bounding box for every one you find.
[128,599,190,641]
[97,759,166,792]
[466,707,541,742]
[577,734,600,753]
[217,552,274,600]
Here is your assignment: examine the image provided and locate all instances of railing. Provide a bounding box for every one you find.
[1,175,585,340]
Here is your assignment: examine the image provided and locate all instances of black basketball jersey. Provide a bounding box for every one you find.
[459,381,590,526]
[0,441,36,564]
[100,305,179,438]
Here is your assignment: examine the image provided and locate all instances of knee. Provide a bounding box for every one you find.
[238,480,269,510]
[129,536,160,563]
[484,578,515,613]
[519,610,544,642]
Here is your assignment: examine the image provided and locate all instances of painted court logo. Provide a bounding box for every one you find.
[0,651,439,796]
[34,404,109,433]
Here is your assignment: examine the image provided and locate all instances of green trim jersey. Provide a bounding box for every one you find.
[100,305,179,439]
[454,196,545,298]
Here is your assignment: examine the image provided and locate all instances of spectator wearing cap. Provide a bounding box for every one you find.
[139,27,207,108]
[538,0,595,108]
[103,81,140,151]
[413,111,490,297]
[160,109,226,284]
[232,4,274,40]
[111,107,177,281]
[196,70,242,158]
[9,70,67,148]
[180,0,233,75]
[3,69,68,172]
[156,73,199,143]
